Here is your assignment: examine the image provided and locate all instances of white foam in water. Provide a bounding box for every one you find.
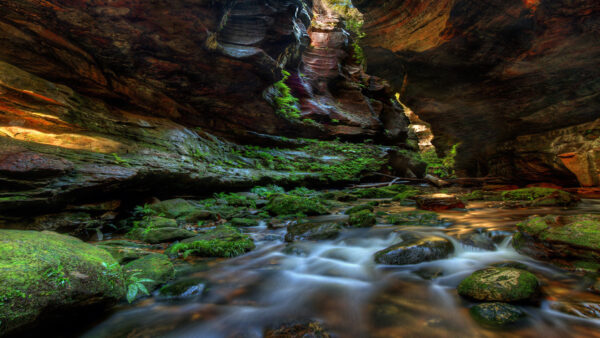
[84,202,600,337]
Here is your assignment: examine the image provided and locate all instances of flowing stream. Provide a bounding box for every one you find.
[84,199,600,337]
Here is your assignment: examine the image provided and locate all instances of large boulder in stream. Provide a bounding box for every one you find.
[458,267,540,302]
[126,216,196,244]
[374,232,454,265]
[0,230,125,335]
[513,214,600,264]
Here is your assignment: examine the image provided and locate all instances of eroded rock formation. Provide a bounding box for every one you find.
[355,0,600,184]
[0,0,418,221]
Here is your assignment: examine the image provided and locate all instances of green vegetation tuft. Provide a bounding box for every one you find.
[167,225,255,258]
[265,195,329,216]
[273,69,301,119]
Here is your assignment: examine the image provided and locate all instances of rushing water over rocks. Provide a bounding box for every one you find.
[83,199,600,337]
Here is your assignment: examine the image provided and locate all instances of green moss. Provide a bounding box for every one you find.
[517,215,600,250]
[0,230,125,335]
[123,254,174,292]
[166,225,255,258]
[0,195,28,202]
[457,267,540,302]
[386,211,446,227]
[347,210,376,228]
[229,218,259,227]
[273,70,301,119]
[352,187,397,198]
[501,188,576,206]
[265,195,329,216]
[285,222,342,242]
[463,190,484,201]
[345,204,374,215]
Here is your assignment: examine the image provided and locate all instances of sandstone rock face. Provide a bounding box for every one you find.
[0,0,414,222]
[355,0,600,183]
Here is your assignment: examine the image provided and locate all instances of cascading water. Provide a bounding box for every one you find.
[84,199,600,338]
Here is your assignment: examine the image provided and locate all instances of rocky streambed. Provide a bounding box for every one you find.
[2,185,600,337]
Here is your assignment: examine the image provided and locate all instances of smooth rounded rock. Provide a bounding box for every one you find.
[374,232,454,265]
[458,267,540,302]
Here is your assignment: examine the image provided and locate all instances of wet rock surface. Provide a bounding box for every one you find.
[469,302,525,326]
[374,232,454,265]
[513,214,600,264]
[458,267,540,302]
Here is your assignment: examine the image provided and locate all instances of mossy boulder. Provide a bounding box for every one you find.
[501,188,578,206]
[149,199,196,218]
[352,187,397,198]
[344,204,374,215]
[229,217,259,227]
[167,225,255,258]
[457,267,540,302]
[94,240,155,264]
[123,254,174,292]
[386,211,449,227]
[178,209,217,223]
[0,230,125,335]
[470,302,525,326]
[374,232,454,265]
[513,214,600,263]
[127,226,196,244]
[347,210,376,228]
[264,195,329,216]
[285,222,342,242]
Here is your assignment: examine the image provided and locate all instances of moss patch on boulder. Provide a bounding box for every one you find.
[457,267,540,302]
[347,210,376,228]
[285,222,342,242]
[501,188,578,206]
[513,214,600,263]
[344,204,374,215]
[123,253,174,292]
[264,195,329,216]
[166,225,255,258]
[0,230,125,335]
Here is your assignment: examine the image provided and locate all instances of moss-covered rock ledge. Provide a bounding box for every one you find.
[513,214,600,267]
[0,230,125,335]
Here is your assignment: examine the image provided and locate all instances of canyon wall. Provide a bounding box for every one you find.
[355,0,600,185]
[0,0,416,221]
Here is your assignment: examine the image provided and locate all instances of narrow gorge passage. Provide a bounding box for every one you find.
[0,0,599,337]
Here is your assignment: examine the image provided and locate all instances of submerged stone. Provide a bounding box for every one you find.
[0,230,125,335]
[264,320,331,338]
[285,222,342,242]
[159,277,207,299]
[457,267,540,302]
[374,232,454,265]
[470,302,525,326]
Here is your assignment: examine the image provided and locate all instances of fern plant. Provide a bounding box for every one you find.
[126,271,154,303]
